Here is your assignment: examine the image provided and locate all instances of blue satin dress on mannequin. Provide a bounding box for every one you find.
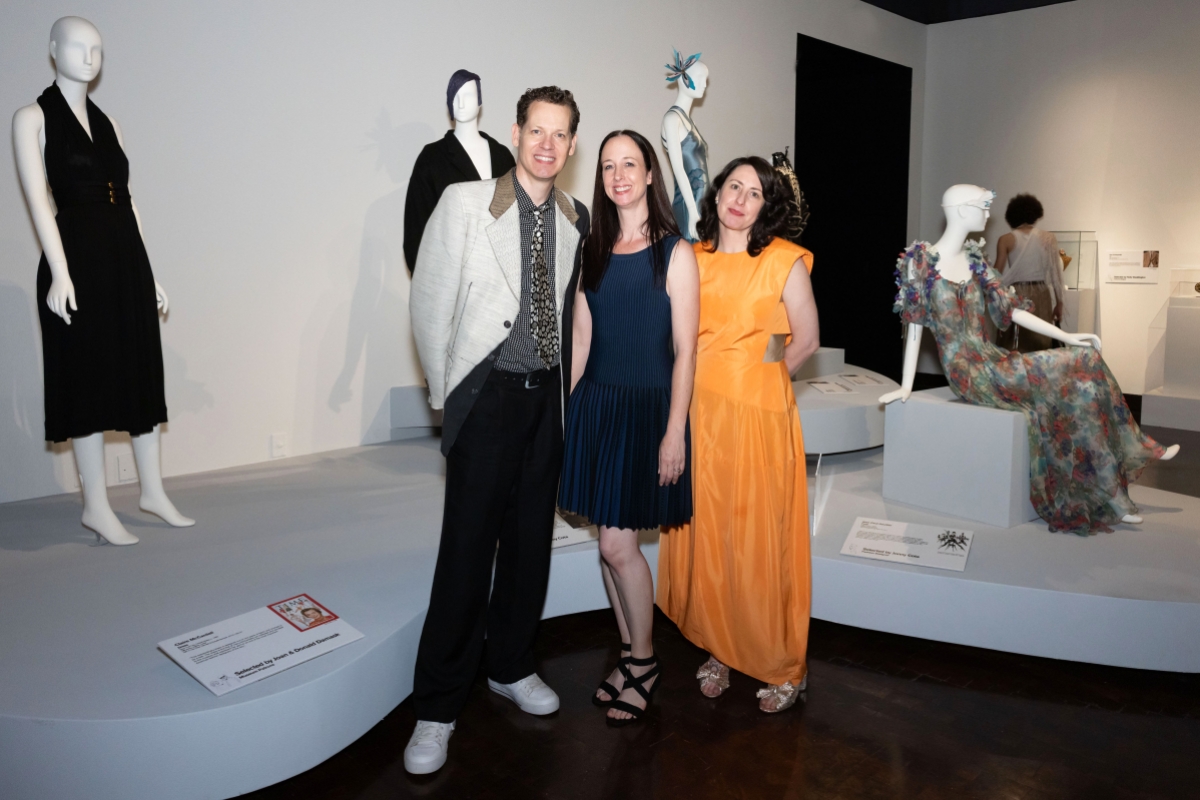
[663,106,709,242]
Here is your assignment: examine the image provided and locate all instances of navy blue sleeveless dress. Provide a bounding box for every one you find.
[559,236,693,529]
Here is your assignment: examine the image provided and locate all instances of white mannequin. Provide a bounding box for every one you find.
[12,16,194,545]
[451,81,492,180]
[661,61,709,241]
[880,184,1178,523]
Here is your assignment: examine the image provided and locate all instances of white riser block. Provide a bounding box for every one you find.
[883,387,1038,528]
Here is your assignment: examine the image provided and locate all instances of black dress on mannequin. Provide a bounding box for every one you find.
[403,130,515,273]
[35,83,167,443]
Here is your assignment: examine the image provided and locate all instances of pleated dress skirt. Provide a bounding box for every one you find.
[558,236,692,530]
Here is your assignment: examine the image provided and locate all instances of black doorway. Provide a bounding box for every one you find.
[795,34,912,380]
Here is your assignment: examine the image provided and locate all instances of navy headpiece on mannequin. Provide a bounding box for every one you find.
[446,69,482,116]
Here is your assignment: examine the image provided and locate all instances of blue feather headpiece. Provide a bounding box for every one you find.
[665,48,702,90]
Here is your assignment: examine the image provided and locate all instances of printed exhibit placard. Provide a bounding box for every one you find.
[1105,250,1160,284]
[553,510,599,548]
[158,594,364,696]
[839,373,883,386]
[807,380,856,394]
[840,517,974,572]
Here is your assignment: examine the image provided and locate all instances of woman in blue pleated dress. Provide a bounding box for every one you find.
[559,130,700,726]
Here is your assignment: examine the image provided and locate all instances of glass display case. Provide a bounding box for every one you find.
[1169,267,1200,298]
[1051,231,1098,334]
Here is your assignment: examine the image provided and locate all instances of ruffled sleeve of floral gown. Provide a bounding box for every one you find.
[967,241,1032,331]
[893,241,934,328]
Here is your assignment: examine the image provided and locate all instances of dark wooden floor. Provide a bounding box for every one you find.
[245,425,1200,800]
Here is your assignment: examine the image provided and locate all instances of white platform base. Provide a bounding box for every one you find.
[812,448,1200,672]
[793,362,899,455]
[0,440,650,800]
[1143,387,1200,432]
[883,387,1039,528]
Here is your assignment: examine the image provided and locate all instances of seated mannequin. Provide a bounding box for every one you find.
[881,184,1178,533]
[12,17,194,545]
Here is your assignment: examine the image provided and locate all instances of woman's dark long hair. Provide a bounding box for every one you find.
[696,156,791,257]
[583,130,681,292]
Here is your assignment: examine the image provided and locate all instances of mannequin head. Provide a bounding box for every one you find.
[49,16,102,84]
[452,81,481,124]
[940,184,994,233]
[445,69,481,120]
[680,62,709,99]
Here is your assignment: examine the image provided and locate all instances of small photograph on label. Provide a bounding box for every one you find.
[1143,250,1160,269]
[269,594,339,632]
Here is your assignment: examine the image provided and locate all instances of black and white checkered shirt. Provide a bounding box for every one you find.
[495,172,559,372]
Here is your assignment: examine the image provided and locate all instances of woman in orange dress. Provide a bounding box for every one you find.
[657,156,819,713]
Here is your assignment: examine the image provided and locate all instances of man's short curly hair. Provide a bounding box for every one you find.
[697,156,792,257]
[1004,193,1044,228]
[516,86,580,135]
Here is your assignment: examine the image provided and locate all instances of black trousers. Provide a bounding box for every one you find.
[412,371,563,723]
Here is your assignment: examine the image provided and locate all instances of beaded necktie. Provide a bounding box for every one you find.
[530,206,558,367]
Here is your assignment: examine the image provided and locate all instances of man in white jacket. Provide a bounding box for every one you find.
[405,86,589,775]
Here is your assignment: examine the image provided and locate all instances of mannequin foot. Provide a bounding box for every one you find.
[82,508,139,546]
[1161,444,1180,461]
[1121,514,1143,525]
[140,493,196,527]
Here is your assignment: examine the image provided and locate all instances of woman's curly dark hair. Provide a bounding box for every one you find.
[696,156,791,257]
[1004,193,1044,228]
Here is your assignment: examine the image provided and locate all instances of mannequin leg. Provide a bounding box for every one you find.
[74,432,138,545]
[132,426,195,527]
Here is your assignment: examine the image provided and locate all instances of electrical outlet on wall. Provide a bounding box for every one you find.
[270,433,289,459]
[116,453,137,483]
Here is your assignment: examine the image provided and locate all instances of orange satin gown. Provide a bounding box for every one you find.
[657,237,813,686]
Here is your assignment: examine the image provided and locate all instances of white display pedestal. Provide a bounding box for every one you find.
[0,440,650,800]
[390,385,442,440]
[791,348,898,455]
[882,387,1038,528]
[1144,296,1200,432]
[1163,296,1200,396]
[811,448,1200,674]
[791,346,845,381]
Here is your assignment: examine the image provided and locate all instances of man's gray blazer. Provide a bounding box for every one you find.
[409,169,589,454]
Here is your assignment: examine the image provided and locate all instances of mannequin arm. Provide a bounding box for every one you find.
[781,258,819,374]
[880,321,921,404]
[661,113,699,240]
[13,104,76,323]
[111,117,169,315]
[1011,309,1099,350]
[570,284,591,393]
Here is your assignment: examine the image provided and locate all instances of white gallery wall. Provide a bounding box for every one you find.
[0,0,926,503]
[920,0,1200,394]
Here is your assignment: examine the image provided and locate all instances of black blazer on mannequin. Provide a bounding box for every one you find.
[403,130,516,274]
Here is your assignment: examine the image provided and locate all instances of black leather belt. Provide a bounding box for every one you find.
[54,181,132,208]
[488,367,557,389]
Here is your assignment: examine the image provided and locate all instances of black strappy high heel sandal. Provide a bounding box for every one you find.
[592,642,631,707]
[606,654,660,727]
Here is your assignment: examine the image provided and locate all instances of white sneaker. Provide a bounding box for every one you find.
[487,673,560,715]
[404,720,455,775]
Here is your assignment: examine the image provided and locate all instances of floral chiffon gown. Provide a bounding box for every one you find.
[894,241,1166,534]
